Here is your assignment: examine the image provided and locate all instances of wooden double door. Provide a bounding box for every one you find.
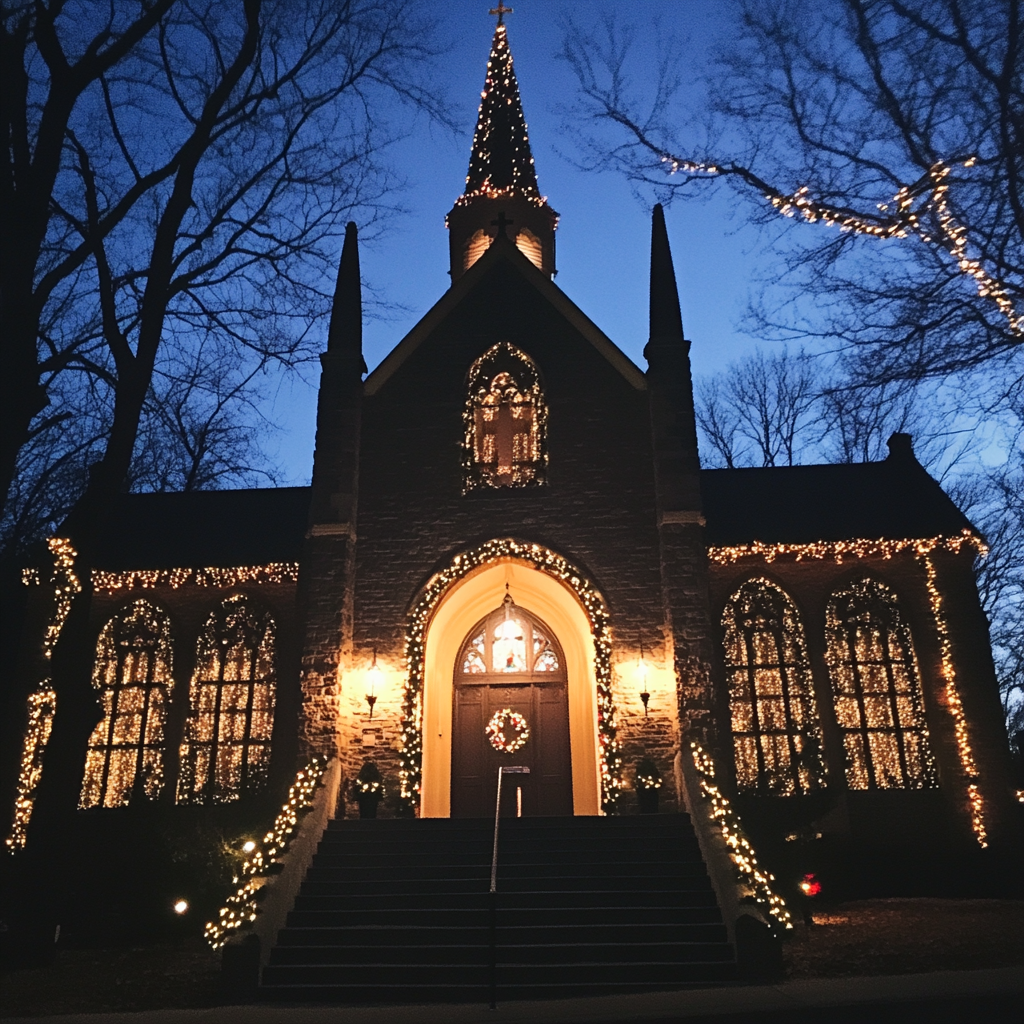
[450,596,572,818]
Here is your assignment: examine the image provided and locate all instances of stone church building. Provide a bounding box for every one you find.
[7,15,1021,990]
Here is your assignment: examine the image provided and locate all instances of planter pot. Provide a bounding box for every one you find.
[637,787,660,815]
[357,795,381,819]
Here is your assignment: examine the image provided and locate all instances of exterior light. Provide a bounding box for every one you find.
[242,840,256,854]
[173,899,189,915]
[366,649,383,719]
[636,635,650,716]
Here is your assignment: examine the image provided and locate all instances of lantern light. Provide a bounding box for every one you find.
[366,649,383,719]
[636,634,651,717]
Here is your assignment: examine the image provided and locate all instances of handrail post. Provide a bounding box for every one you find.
[488,765,529,1009]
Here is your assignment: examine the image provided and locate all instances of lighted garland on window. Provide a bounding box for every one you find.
[708,531,989,847]
[399,538,621,813]
[6,538,80,853]
[691,742,794,934]
[92,563,299,593]
[205,757,326,950]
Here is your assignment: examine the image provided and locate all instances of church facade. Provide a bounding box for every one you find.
[9,18,1021,910]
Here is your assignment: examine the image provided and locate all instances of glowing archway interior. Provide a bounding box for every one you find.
[399,539,621,817]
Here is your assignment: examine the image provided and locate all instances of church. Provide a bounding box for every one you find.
[7,12,1021,999]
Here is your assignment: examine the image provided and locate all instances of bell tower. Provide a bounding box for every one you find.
[447,5,558,282]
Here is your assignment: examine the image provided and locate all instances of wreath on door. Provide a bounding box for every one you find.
[486,708,530,753]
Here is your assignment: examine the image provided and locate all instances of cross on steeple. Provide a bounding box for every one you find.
[489,2,513,25]
[491,211,513,237]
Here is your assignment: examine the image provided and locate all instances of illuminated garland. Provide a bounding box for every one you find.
[400,538,621,812]
[5,687,57,853]
[920,552,987,847]
[6,539,80,853]
[92,562,300,592]
[205,758,326,949]
[708,530,985,565]
[691,742,793,933]
[486,708,530,753]
[708,530,989,847]
[658,153,1021,340]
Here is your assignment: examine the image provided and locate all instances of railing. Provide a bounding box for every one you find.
[489,765,529,1008]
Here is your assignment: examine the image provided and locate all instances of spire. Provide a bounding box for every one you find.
[646,204,685,353]
[446,14,558,281]
[327,221,365,372]
[463,18,540,202]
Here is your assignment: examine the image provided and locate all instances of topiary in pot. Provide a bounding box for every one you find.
[354,761,385,819]
[635,757,662,814]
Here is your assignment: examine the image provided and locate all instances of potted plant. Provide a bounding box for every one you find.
[635,757,662,814]
[354,761,384,819]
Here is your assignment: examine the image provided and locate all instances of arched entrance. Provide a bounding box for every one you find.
[451,592,572,817]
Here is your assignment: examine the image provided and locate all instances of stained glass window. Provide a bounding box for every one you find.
[176,595,276,804]
[463,342,547,492]
[80,600,173,809]
[459,594,562,677]
[722,578,825,795]
[825,577,937,790]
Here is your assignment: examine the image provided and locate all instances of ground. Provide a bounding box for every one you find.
[1,900,1021,1018]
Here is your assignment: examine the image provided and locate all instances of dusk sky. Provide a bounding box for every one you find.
[269,0,773,481]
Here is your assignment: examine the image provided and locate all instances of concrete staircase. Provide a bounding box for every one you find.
[260,814,735,1002]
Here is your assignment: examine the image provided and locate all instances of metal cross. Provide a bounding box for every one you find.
[489,2,513,25]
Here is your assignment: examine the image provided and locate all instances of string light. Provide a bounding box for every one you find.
[205,758,326,949]
[400,538,622,813]
[658,154,1021,339]
[92,563,299,593]
[486,708,530,753]
[708,530,989,847]
[691,742,794,933]
[6,538,80,853]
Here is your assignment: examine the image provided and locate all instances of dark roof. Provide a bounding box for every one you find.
[86,487,310,570]
[701,459,975,548]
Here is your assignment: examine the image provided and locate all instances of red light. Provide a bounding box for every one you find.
[799,873,822,897]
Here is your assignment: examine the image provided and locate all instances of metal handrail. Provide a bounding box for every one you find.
[489,765,529,1008]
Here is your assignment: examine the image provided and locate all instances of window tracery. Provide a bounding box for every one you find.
[463,341,546,492]
[176,595,277,804]
[460,593,562,677]
[722,578,825,795]
[825,577,937,790]
[80,600,174,809]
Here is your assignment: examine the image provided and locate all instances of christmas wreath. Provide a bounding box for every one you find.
[486,708,530,753]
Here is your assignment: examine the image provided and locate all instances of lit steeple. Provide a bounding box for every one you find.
[447,8,558,282]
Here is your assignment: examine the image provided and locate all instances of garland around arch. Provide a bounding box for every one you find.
[399,538,622,813]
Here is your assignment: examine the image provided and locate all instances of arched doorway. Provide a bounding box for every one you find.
[450,591,572,817]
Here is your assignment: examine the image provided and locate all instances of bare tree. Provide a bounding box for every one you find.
[2,0,448,542]
[561,0,1023,400]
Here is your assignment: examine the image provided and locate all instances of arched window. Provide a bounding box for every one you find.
[80,600,174,809]
[722,578,825,795]
[463,341,547,492]
[176,595,277,804]
[515,227,544,270]
[464,228,491,272]
[826,577,937,790]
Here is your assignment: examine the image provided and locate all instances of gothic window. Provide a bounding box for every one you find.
[463,341,547,492]
[80,600,173,809]
[825,577,937,790]
[176,595,277,804]
[722,579,825,795]
[460,592,563,677]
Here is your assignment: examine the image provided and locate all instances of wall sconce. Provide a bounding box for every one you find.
[637,635,651,717]
[366,648,383,719]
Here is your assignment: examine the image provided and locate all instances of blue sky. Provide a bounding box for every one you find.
[267,0,772,482]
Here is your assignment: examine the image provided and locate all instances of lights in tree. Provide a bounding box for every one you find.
[691,742,794,933]
[176,595,277,805]
[205,758,326,949]
[4,686,56,854]
[92,563,299,593]
[825,577,938,792]
[400,538,621,813]
[173,899,189,915]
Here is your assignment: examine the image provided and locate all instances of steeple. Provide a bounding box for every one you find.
[647,204,686,353]
[326,221,366,373]
[447,12,558,282]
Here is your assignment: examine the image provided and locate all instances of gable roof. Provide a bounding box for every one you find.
[364,235,647,395]
[701,460,976,548]
[84,487,311,570]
